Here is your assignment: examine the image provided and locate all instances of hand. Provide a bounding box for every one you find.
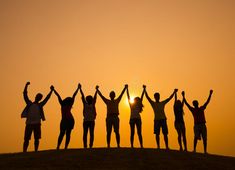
[96,85,99,90]
[78,83,81,89]
[50,85,54,91]
[210,90,213,94]
[125,84,128,88]
[174,89,178,93]
[26,82,30,86]
[181,91,185,96]
[143,85,146,89]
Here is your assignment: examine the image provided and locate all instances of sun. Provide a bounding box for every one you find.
[130,97,135,104]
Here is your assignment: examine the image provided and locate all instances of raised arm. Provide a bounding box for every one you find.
[164,89,178,104]
[144,87,154,104]
[141,85,146,101]
[182,91,193,110]
[79,84,86,103]
[93,86,98,104]
[126,86,131,105]
[96,86,109,103]
[23,82,31,104]
[202,90,213,109]
[72,84,80,100]
[53,87,63,105]
[174,91,177,103]
[40,86,54,106]
[117,85,128,103]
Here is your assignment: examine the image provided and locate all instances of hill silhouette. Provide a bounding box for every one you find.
[0,148,234,170]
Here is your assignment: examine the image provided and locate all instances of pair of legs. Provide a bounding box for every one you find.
[57,119,74,150]
[175,122,187,151]
[154,119,169,149]
[106,117,120,148]
[23,124,41,152]
[194,124,207,153]
[130,118,143,148]
[83,121,95,148]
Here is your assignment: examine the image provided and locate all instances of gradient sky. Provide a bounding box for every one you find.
[0,0,235,156]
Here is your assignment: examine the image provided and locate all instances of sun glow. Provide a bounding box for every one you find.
[130,97,135,104]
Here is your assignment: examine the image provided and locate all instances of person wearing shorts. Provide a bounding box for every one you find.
[127,85,145,148]
[96,85,127,148]
[144,86,177,149]
[182,90,213,154]
[53,84,79,150]
[21,82,53,152]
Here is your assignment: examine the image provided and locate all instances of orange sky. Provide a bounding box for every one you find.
[0,0,235,156]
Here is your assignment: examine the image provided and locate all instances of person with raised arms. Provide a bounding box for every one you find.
[96,85,127,148]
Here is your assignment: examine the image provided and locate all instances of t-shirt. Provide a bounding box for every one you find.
[83,103,96,121]
[150,101,167,120]
[130,104,141,119]
[105,99,120,118]
[26,103,41,124]
[189,106,206,124]
[174,104,184,123]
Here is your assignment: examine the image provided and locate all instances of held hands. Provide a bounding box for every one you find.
[174,89,178,93]
[26,82,30,86]
[181,91,185,97]
[125,84,128,89]
[78,83,81,89]
[50,85,54,91]
[96,85,99,90]
[210,90,213,94]
[143,85,146,89]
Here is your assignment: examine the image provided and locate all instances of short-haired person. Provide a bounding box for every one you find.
[96,85,127,148]
[182,90,213,154]
[144,86,178,149]
[21,82,53,152]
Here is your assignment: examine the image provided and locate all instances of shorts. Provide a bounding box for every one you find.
[24,124,41,140]
[194,124,207,140]
[174,122,185,134]
[106,117,119,134]
[60,118,75,131]
[154,119,168,135]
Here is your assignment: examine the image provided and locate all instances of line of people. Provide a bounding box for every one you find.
[21,82,213,154]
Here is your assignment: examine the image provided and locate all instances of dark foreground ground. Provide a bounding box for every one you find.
[0,148,234,170]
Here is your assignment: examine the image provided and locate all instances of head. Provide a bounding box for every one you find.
[35,93,43,102]
[175,100,182,107]
[134,97,141,105]
[133,97,144,112]
[62,97,74,106]
[192,100,199,108]
[109,91,116,100]
[154,93,160,102]
[86,95,93,105]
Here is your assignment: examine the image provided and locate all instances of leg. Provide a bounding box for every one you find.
[202,125,207,154]
[175,123,183,151]
[130,120,135,148]
[83,121,89,148]
[23,124,32,152]
[193,137,198,152]
[154,120,161,149]
[57,130,65,149]
[155,134,160,149]
[163,134,169,150]
[193,125,199,152]
[23,140,29,152]
[33,124,41,152]
[89,121,95,148]
[182,124,187,151]
[114,118,120,148]
[136,119,143,148]
[65,129,72,149]
[162,120,169,149]
[34,139,39,152]
[106,119,112,148]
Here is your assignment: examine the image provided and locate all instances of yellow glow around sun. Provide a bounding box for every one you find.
[130,97,135,104]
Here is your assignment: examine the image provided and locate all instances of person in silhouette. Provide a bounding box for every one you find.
[126,85,145,148]
[21,82,53,152]
[173,91,187,151]
[53,84,80,150]
[96,85,127,148]
[182,90,213,154]
[144,86,178,149]
[79,84,98,148]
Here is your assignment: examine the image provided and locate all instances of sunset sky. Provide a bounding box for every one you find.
[0,0,235,156]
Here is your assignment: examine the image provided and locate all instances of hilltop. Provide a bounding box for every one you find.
[0,148,234,170]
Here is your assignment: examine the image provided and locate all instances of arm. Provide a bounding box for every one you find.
[23,82,31,104]
[164,89,178,104]
[117,85,127,103]
[96,86,109,103]
[93,87,98,104]
[126,86,131,105]
[40,86,54,106]
[72,84,80,100]
[181,91,193,110]
[141,85,146,101]
[79,84,86,103]
[202,90,213,109]
[144,88,154,104]
[53,88,63,105]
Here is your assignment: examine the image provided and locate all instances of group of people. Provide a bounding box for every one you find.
[21,82,213,154]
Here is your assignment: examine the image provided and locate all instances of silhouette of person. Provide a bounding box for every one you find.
[21,82,53,152]
[182,90,213,154]
[173,91,187,151]
[53,84,80,150]
[144,86,178,149]
[79,84,98,148]
[96,85,127,148]
[127,85,145,148]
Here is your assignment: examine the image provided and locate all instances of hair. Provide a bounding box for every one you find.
[62,97,74,106]
[193,100,199,107]
[35,93,43,102]
[86,95,93,105]
[109,91,116,99]
[133,97,144,113]
[154,92,160,101]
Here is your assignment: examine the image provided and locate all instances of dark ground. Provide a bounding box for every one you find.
[0,148,234,170]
